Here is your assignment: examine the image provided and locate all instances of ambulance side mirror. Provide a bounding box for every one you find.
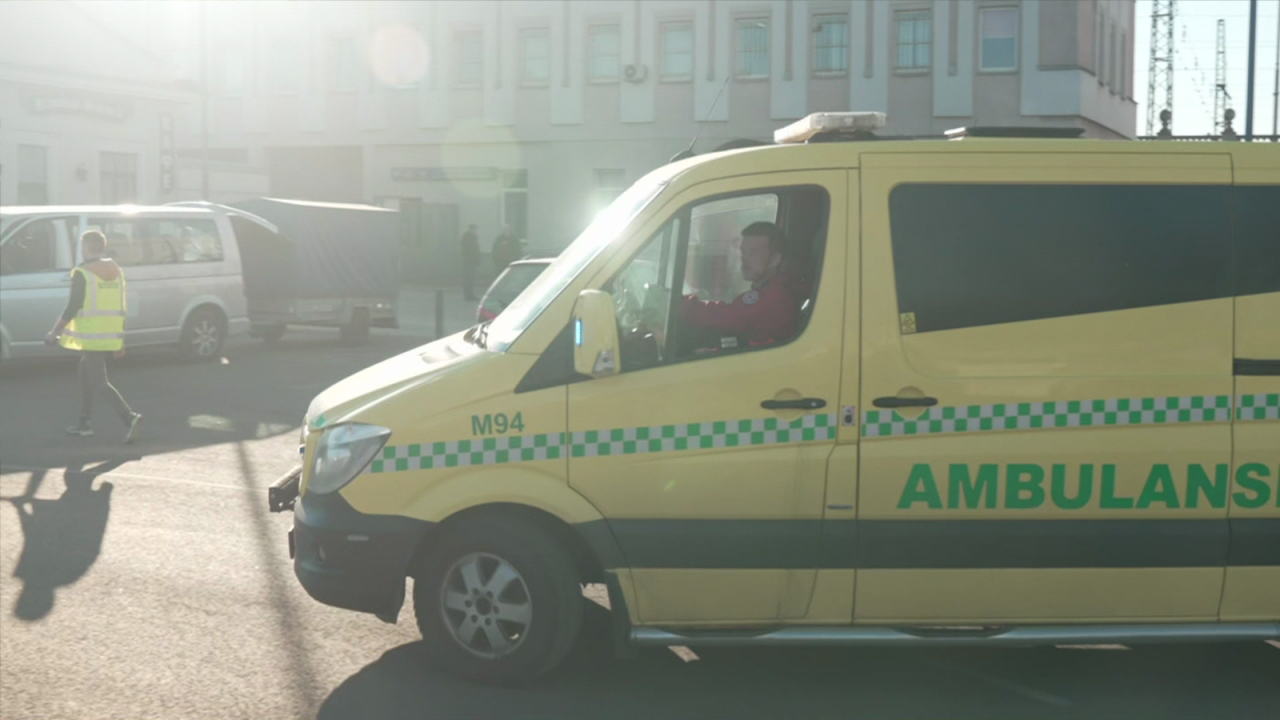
[572,290,620,378]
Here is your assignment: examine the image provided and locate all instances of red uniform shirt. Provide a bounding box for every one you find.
[680,269,806,346]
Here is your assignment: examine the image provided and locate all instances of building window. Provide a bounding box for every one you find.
[593,169,626,211]
[330,37,359,91]
[589,24,621,81]
[1094,6,1104,81]
[17,145,48,205]
[100,152,137,205]
[1110,24,1119,93]
[216,45,244,96]
[979,7,1018,72]
[1120,31,1128,98]
[521,27,551,85]
[894,10,931,71]
[270,39,301,94]
[813,14,848,74]
[456,30,483,87]
[735,18,770,78]
[660,22,694,80]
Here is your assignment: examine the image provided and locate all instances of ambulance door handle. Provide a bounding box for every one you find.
[761,397,827,410]
[872,396,938,409]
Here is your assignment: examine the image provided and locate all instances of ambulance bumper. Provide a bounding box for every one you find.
[289,488,433,622]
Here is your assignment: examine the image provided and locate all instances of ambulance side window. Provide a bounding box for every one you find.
[606,185,829,372]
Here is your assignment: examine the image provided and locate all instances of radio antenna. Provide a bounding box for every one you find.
[670,72,732,163]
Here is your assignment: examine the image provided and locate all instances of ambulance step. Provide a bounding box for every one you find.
[630,622,1280,647]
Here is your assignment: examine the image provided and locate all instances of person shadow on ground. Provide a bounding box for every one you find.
[9,460,126,621]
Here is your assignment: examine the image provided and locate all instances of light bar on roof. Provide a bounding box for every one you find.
[774,112,887,144]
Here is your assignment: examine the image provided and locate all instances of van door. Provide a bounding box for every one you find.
[856,152,1234,623]
[0,215,79,355]
[1221,181,1280,621]
[567,171,846,624]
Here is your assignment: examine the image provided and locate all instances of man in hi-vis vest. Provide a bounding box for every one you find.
[45,230,141,442]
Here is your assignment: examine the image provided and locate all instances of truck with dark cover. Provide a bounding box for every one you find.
[228,198,399,343]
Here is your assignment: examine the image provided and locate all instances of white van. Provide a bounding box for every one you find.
[0,205,248,361]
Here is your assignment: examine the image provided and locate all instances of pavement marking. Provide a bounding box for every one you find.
[0,465,252,493]
[1268,640,1280,651]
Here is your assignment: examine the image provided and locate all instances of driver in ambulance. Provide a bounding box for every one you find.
[679,221,807,348]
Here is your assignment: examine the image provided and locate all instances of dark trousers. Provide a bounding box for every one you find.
[79,351,133,426]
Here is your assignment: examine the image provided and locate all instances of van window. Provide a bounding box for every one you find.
[145,219,224,263]
[87,217,223,265]
[0,217,76,275]
[89,219,149,266]
[608,185,828,369]
[888,184,1233,334]
[1234,185,1280,297]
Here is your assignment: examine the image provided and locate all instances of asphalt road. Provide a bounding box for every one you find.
[2,329,1278,720]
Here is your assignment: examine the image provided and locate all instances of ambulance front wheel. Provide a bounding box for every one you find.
[413,514,584,685]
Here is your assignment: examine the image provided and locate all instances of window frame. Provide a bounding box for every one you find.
[659,20,695,82]
[893,9,932,74]
[454,28,484,88]
[17,144,49,206]
[587,23,622,83]
[99,152,138,205]
[520,26,552,87]
[734,16,771,80]
[978,6,1019,73]
[328,36,360,92]
[604,184,830,374]
[0,216,76,276]
[811,12,849,76]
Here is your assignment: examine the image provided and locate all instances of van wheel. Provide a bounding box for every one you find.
[339,309,370,344]
[413,516,583,685]
[180,308,226,361]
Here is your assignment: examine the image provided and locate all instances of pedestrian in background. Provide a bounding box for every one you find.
[460,223,480,301]
[45,230,142,443]
[491,224,517,275]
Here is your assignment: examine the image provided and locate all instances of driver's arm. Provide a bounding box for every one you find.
[680,293,766,335]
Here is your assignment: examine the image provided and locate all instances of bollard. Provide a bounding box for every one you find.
[435,289,444,339]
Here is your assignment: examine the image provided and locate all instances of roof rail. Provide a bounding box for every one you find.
[945,126,1085,139]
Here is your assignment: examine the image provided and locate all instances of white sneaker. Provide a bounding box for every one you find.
[66,424,93,437]
[124,413,142,444]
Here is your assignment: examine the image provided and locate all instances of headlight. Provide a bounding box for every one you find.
[307,423,391,495]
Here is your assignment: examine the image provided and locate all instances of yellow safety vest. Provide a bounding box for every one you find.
[60,266,126,352]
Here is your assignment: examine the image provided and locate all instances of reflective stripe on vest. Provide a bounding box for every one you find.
[60,266,126,351]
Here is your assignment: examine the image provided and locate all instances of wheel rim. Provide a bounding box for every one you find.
[440,552,532,659]
[192,320,219,357]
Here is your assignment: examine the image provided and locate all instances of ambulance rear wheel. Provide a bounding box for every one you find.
[413,515,583,685]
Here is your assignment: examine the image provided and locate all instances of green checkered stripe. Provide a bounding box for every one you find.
[365,413,837,473]
[368,433,567,473]
[1238,393,1280,421]
[862,395,1234,438]
[569,413,836,458]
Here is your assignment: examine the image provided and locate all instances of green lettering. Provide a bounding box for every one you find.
[1233,463,1273,509]
[1185,464,1229,509]
[471,414,493,436]
[1137,464,1181,508]
[510,411,525,432]
[1005,464,1046,509]
[1099,464,1134,509]
[898,464,943,509]
[1051,464,1094,510]
[947,464,999,509]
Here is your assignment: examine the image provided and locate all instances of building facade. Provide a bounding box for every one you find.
[8,1,1137,281]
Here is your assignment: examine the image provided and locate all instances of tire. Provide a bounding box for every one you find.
[413,515,584,685]
[257,324,286,344]
[180,307,226,361]
[339,309,370,344]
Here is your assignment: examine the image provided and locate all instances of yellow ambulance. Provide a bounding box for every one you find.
[269,113,1279,684]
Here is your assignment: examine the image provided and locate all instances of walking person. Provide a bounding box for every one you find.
[45,230,141,443]
[491,224,516,275]
[460,223,481,301]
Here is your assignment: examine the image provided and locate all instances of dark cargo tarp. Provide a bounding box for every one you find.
[230,198,399,304]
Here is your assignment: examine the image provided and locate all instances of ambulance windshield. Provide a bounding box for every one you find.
[485,176,668,352]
